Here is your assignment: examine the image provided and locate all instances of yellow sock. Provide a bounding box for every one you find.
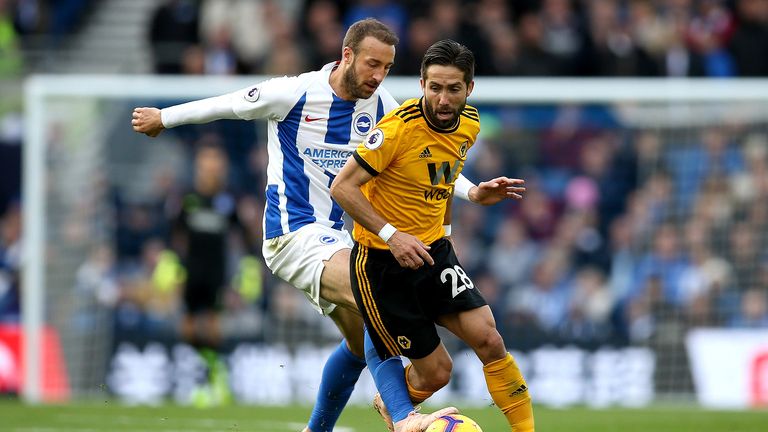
[483,353,534,431]
[405,363,435,404]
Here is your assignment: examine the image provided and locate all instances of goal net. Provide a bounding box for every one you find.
[21,76,768,408]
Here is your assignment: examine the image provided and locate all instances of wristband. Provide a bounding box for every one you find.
[454,175,474,201]
[378,223,397,243]
[443,225,452,236]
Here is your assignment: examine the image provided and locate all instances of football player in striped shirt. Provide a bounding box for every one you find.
[133,19,524,432]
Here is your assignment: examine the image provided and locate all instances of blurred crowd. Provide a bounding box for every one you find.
[1,0,768,353]
[452,116,768,351]
[144,0,768,77]
[0,0,93,73]
[1,0,767,77]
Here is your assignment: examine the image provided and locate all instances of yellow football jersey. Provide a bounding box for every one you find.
[352,97,480,249]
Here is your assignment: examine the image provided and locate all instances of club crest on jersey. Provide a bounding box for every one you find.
[397,336,411,349]
[364,128,384,150]
[319,234,339,245]
[353,113,373,135]
[459,140,468,158]
[244,86,260,102]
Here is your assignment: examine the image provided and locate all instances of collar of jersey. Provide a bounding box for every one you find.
[321,61,339,96]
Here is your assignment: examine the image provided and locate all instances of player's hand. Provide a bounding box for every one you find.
[132,107,165,137]
[468,177,525,205]
[387,231,434,270]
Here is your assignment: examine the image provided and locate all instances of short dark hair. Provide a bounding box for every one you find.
[420,39,475,85]
[342,18,399,54]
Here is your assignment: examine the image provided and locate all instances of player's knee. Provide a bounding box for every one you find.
[425,369,451,392]
[420,358,452,391]
[434,367,452,391]
[327,286,358,311]
[340,292,358,311]
[331,311,365,357]
[474,329,507,363]
[345,335,365,358]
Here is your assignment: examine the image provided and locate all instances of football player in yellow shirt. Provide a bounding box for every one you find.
[332,39,534,432]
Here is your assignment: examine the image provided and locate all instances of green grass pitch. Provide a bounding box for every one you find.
[0,399,766,431]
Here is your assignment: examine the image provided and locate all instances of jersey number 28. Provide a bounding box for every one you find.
[441,265,475,298]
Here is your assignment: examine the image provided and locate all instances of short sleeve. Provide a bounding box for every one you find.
[230,75,305,121]
[354,115,404,176]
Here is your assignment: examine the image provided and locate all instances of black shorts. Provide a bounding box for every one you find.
[351,238,487,360]
[183,281,223,314]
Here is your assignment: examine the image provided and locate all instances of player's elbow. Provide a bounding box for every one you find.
[329,178,344,203]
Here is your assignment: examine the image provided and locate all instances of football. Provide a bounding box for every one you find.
[425,414,483,432]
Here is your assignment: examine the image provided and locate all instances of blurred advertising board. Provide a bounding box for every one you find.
[106,341,654,407]
[686,329,768,408]
[0,324,69,400]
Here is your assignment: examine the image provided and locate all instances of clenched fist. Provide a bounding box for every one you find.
[132,107,164,137]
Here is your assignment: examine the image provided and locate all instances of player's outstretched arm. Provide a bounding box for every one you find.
[132,92,241,138]
[466,176,525,205]
[132,107,164,137]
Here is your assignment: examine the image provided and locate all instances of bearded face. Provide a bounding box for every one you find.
[339,36,395,100]
[423,94,466,129]
[421,65,473,130]
[342,61,379,100]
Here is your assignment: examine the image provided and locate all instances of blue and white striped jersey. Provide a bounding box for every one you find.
[230,62,399,239]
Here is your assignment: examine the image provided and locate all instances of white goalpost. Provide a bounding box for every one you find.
[22,75,768,406]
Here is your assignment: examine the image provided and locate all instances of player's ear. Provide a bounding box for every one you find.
[466,80,475,97]
[420,78,425,91]
[342,46,354,65]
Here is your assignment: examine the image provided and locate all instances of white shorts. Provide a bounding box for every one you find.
[262,223,353,315]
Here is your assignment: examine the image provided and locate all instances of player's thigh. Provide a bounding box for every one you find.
[352,244,440,360]
[437,306,506,363]
[425,239,487,319]
[262,224,353,315]
[320,247,357,311]
[328,304,365,357]
[409,342,453,391]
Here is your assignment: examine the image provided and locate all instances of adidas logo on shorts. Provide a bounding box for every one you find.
[419,147,433,159]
